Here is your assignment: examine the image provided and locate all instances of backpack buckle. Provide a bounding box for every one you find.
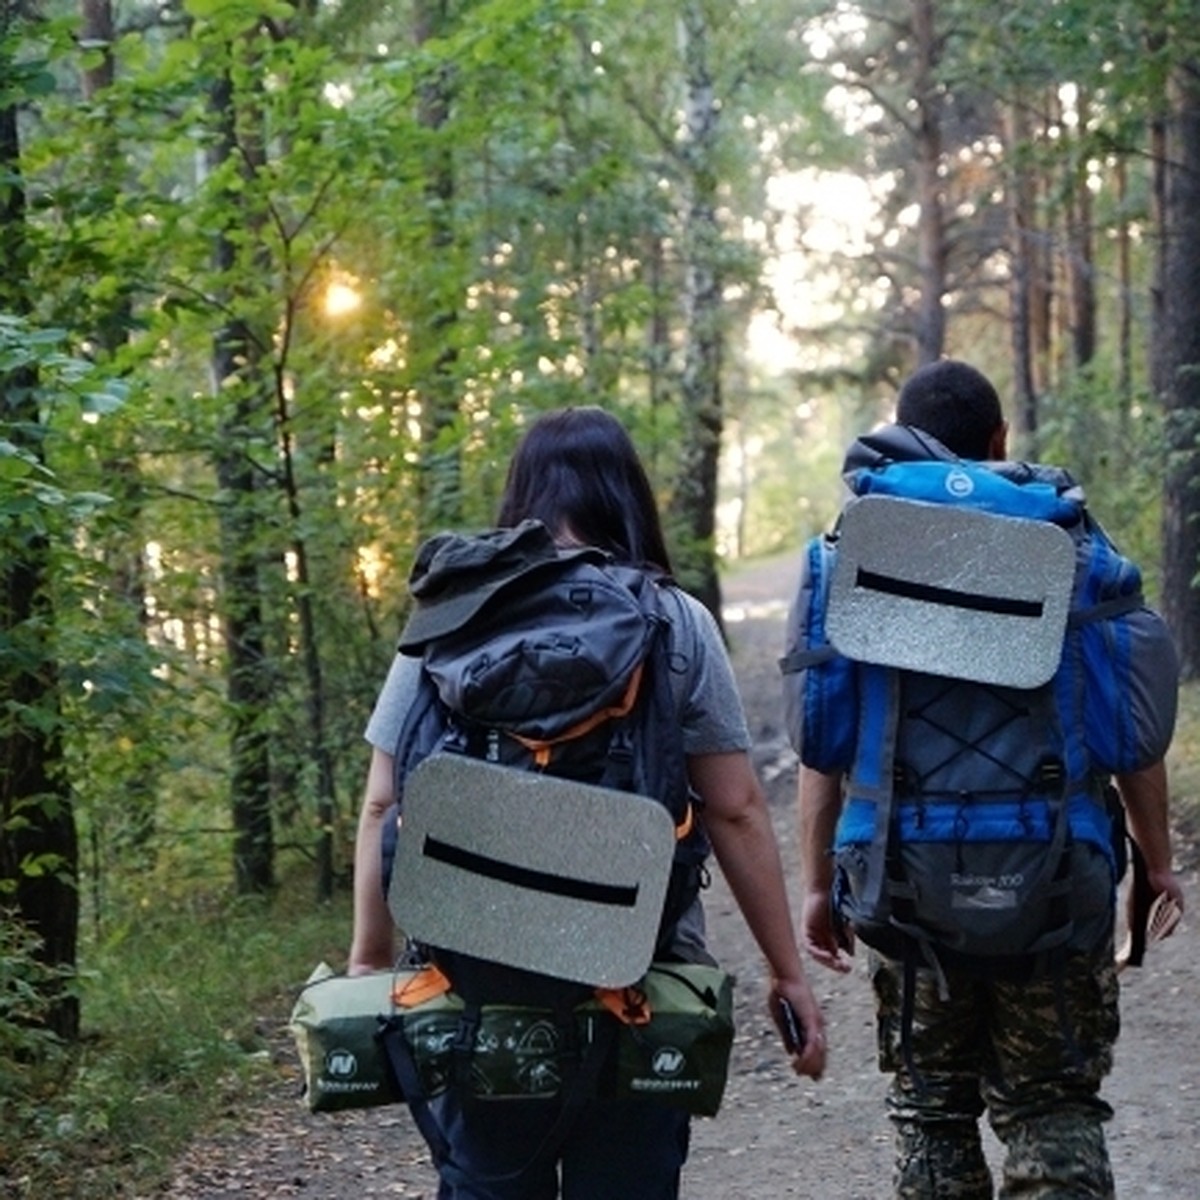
[1034,757,1065,794]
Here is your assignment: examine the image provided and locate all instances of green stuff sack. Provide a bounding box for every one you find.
[404,1005,570,1100]
[289,963,404,1113]
[292,961,735,1117]
[591,962,735,1117]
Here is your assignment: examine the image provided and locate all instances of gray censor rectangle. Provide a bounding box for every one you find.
[389,755,675,988]
[827,495,1076,689]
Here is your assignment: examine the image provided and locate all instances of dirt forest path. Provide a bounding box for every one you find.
[162,554,1199,1200]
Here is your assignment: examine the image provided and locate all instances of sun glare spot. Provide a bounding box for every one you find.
[746,168,886,373]
[324,282,362,318]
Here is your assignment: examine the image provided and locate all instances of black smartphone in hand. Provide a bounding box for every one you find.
[777,996,805,1053]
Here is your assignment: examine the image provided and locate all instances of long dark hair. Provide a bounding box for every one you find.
[497,406,673,573]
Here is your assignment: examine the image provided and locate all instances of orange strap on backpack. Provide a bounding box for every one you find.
[593,982,652,1026]
[510,665,645,768]
[392,964,453,1008]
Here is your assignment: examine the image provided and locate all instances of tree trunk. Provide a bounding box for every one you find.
[645,231,670,478]
[80,0,130,354]
[1149,92,1168,403]
[273,378,339,901]
[1032,85,1058,398]
[214,378,276,894]
[1115,156,1134,428]
[80,0,157,872]
[1158,58,1200,679]
[911,0,946,366]
[1066,87,1096,370]
[1006,98,1039,451]
[413,0,461,535]
[0,67,79,1043]
[668,3,724,625]
[209,68,275,893]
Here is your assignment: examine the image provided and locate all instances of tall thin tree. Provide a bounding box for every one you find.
[911,0,947,365]
[208,61,275,894]
[0,21,79,1040]
[1157,54,1200,678]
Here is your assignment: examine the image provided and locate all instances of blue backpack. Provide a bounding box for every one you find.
[782,455,1178,978]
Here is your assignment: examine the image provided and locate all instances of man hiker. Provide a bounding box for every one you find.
[783,359,1184,1198]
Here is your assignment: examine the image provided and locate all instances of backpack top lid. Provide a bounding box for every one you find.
[398,519,605,652]
[847,458,1081,525]
[842,423,1087,524]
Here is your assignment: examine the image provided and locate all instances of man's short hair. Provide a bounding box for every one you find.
[896,360,1003,460]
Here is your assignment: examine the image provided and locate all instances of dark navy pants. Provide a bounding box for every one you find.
[428,1091,691,1200]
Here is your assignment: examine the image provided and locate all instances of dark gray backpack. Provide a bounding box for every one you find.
[387,522,708,1006]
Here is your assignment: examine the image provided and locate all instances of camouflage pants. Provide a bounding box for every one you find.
[870,945,1119,1199]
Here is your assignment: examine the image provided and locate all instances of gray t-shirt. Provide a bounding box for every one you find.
[364,584,750,757]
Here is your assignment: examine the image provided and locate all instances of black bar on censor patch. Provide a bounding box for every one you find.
[422,836,639,907]
[855,568,1044,618]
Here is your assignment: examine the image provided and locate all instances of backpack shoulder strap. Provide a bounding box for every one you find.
[601,570,691,816]
[780,533,842,676]
[391,662,454,807]
[844,663,903,915]
[617,576,711,941]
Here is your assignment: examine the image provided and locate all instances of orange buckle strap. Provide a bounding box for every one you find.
[594,982,652,1026]
[675,801,694,841]
[511,664,645,768]
[393,964,453,1008]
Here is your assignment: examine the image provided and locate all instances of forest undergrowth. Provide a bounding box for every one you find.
[0,884,352,1198]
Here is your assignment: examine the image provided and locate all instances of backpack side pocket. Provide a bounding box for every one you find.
[1070,534,1179,774]
[781,534,857,771]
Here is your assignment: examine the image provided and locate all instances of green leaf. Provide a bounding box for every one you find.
[23,69,56,98]
[28,483,67,508]
[65,492,114,518]
[18,853,66,880]
[80,387,127,416]
[184,0,296,23]
[0,61,57,106]
[0,440,51,479]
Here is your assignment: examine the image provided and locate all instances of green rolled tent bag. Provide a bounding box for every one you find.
[288,963,412,1113]
[289,961,735,1117]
